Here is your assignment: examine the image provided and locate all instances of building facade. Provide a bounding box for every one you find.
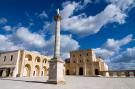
[65,49,109,76]
[0,50,50,77]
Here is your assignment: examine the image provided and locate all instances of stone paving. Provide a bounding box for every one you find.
[0,76,135,89]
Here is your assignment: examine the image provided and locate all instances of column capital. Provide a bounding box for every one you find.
[54,15,62,21]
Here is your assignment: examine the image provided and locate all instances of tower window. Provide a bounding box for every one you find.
[11,55,13,61]
[4,56,6,62]
[80,60,82,63]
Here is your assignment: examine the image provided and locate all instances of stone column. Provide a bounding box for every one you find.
[47,9,65,84]
[83,60,87,76]
[76,64,78,75]
[54,13,61,59]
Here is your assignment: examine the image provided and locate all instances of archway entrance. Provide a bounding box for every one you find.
[6,68,10,77]
[42,66,47,76]
[79,67,83,75]
[66,70,69,75]
[23,64,31,77]
[0,70,3,77]
[35,65,40,76]
[95,69,99,75]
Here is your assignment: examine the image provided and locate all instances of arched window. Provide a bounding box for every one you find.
[35,56,40,62]
[35,65,40,76]
[25,54,32,61]
[42,66,47,76]
[43,58,47,63]
[23,64,31,77]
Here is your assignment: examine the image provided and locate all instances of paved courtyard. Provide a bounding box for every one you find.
[0,76,135,89]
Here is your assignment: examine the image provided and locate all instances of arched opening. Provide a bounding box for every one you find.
[23,64,31,77]
[43,58,47,63]
[35,65,40,76]
[79,67,83,75]
[35,57,40,62]
[66,70,70,75]
[0,70,3,77]
[95,69,99,75]
[6,68,10,77]
[25,54,32,61]
[42,66,47,76]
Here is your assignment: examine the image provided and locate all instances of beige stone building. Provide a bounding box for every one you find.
[0,50,50,77]
[65,49,109,76]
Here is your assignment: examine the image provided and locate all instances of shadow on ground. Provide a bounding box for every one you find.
[0,78,51,84]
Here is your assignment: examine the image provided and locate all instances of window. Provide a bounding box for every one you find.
[80,54,82,57]
[11,55,13,61]
[80,60,82,63]
[87,53,89,56]
[73,60,75,63]
[43,59,47,63]
[87,59,89,62]
[4,56,6,62]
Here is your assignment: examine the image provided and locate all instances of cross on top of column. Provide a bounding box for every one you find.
[57,8,60,15]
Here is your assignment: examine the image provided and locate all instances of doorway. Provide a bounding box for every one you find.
[0,70,3,77]
[79,67,83,75]
[66,70,69,75]
[6,68,10,77]
[95,69,99,75]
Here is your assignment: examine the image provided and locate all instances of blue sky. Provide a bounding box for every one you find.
[0,0,135,70]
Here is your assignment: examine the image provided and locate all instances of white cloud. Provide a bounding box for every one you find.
[109,47,135,70]
[61,1,78,18]
[61,2,126,36]
[112,47,135,63]
[2,25,12,31]
[39,11,48,19]
[16,27,45,48]
[45,0,134,37]
[103,34,133,51]
[0,18,7,24]
[83,0,92,5]
[94,34,133,60]
[94,34,134,70]
[94,48,114,59]
[44,35,80,59]
[0,34,21,51]
[106,0,135,10]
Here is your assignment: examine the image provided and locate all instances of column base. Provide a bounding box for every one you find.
[47,57,66,84]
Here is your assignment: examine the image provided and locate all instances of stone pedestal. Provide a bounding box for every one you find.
[47,58,65,84]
